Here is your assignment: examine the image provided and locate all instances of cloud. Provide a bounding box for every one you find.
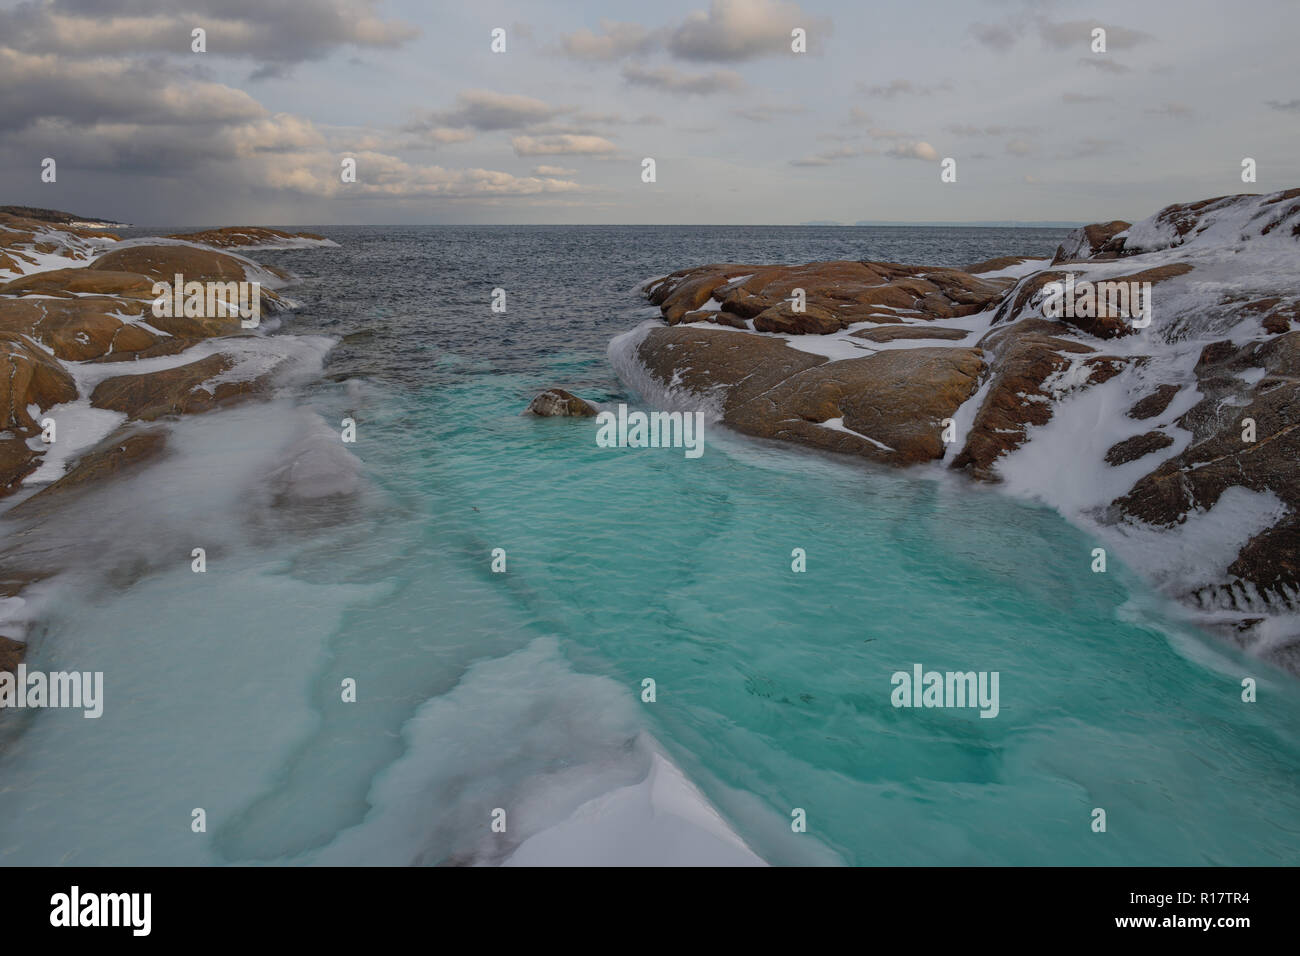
[511,134,619,156]
[414,90,563,132]
[1062,92,1110,104]
[0,48,263,133]
[1068,138,1120,158]
[558,20,661,60]
[972,17,1152,53]
[790,145,874,167]
[1004,139,1034,156]
[1077,56,1131,74]
[1039,21,1153,51]
[885,141,938,161]
[732,103,807,122]
[0,31,580,204]
[947,123,1039,137]
[1145,102,1192,117]
[621,63,744,95]
[668,0,827,61]
[1266,99,1300,112]
[969,20,1020,52]
[533,165,577,176]
[0,0,417,66]
[860,78,953,98]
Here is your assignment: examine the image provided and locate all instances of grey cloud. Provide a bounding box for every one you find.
[621,63,744,95]
[1077,56,1131,74]
[668,0,828,61]
[1039,20,1153,50]
[732,103,807,122]
[410,90,563,133]
[558,20,661,61]
[860,78,953,98]
[0,0,418,65]
[511,134,619,156]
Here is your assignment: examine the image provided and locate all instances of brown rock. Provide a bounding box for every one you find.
[752,302,840,335]
[954,322,1095,479]
[0,296,157,361]
[1104,430,1174,465]
[90,353,259,420]
[525,388,597,417]
[851,325,970,343]
[90,244,255,283]
[1052,220,1131,263]
[630,325,982,466]
[0,267,156,299]
[166,227,328,248]
[0,635,23,676]
[1128,384,1180,420]
[726,347,985,465]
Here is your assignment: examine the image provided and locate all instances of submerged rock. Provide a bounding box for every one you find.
[525,388,599,417]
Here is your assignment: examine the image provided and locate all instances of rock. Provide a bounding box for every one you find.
[752,302,840,335]
[525,388,598,417]
[166,227,329,248]
[630,325,982,465]
[651,259,1015,331]
[0,296,161,361]
[851,325,970,343]
[90,353,259,420]
[90,243,255,283]
[0,635,22,676]
[1127,384,1180,420]
[10,428,167,517]
[0,267,155,299]
[1105,431,1174,465]
[1116,332,1300,602]
[87,243,289,330]
[963,255,1045,274]
[0,331,78,494]
[952,321,1095,479]
[1052,220,1131,263]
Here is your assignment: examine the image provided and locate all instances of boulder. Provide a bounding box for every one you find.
[90,353,259,421]
[525,388,598,417]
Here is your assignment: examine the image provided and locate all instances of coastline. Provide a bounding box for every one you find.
[612,189,1300,673]
[0,214,341,673]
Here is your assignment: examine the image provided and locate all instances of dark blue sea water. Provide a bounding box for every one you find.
[2,226,1297,866]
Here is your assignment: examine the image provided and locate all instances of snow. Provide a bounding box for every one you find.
[505,748,766,867]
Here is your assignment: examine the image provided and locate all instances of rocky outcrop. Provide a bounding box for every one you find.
[0,331,79,493]
[625,325,982,465]
[646,259,1017,331]
[525,388,598,417]
[621,188,1300,668]
[90,353,260,420]
[0,217,323,498]
[166,227,330,248]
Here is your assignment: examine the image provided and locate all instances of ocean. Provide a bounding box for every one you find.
[1,225,1298,866]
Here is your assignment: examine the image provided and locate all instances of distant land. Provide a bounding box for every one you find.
[0,205,129,228]
[799,220,1086,228]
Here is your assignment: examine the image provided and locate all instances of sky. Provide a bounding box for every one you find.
[2,0,1298,226]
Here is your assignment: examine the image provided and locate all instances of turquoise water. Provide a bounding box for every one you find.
[1,226,1297,865]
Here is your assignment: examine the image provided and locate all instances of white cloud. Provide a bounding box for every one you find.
[511,134,619,156]
[621,63,744,95]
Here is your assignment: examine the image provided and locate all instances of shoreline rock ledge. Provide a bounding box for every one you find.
[0,208,333,675]
[617,188,1300,672]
